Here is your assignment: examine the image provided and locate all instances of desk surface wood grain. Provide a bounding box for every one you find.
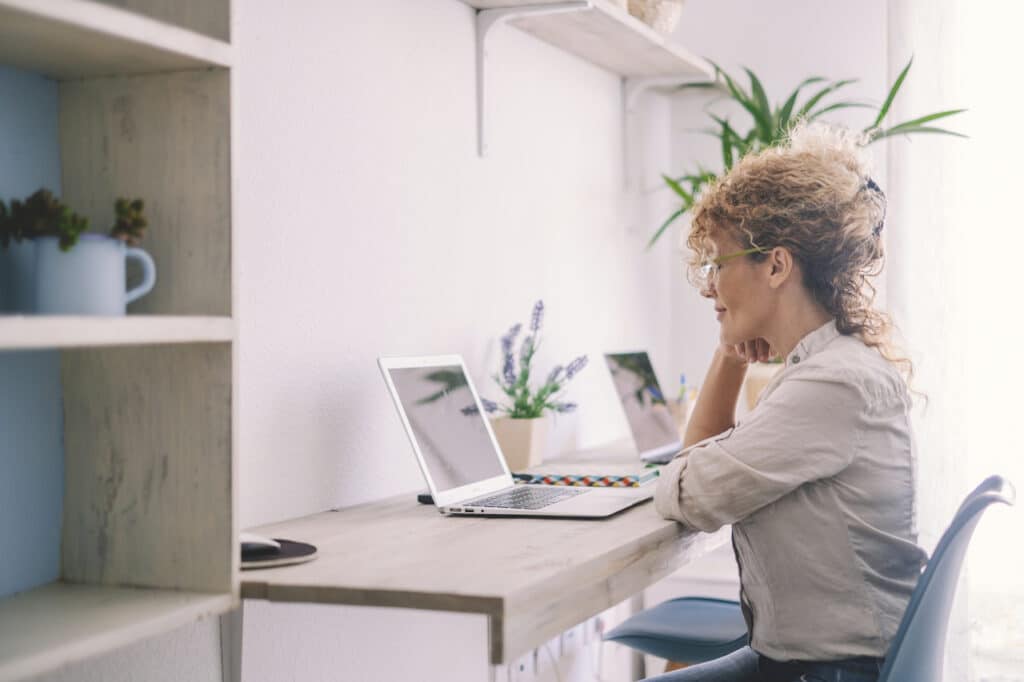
[241,442,728,663]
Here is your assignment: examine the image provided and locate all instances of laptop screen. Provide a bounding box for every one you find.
[604,352,680,453]
[386,364,505,493]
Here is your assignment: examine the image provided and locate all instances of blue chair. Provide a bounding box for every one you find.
[604,476,1015,676]
[602,595,747,667]
[879,476,1015,681]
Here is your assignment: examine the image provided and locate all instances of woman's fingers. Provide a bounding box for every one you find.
[723,339,778,364]
[740,340,757,363]
[734,338,774,363]
[756,338,771,362]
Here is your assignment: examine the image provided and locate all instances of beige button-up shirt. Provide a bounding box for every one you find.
[655,320,927,661]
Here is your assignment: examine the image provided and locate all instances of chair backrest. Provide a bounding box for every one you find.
[879,476,1016,682]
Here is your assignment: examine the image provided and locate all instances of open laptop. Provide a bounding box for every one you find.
[378,354,653,518]
[604,351,683,464]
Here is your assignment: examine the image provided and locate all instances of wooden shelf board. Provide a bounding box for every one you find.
[0,315,234,350]
[463,0,712,77]
[0,582,234,682]
[0,0,233,79]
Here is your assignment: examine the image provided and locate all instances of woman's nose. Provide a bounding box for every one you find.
[700,282,716,298]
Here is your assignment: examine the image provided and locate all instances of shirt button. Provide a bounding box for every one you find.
[791,355,801,364]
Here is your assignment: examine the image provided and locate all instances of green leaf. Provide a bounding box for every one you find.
[797,79,858,120]
[671,81,724,93]
[877,109,967,135]
[662,174,694,202]
[776,77,826,133]
[869,57,913,130]
[806,101,875,121]
[709,61,771,141]
[870,125,968,142]
[743,67,774,139]
[710,115,747,161]
[646,206,687,250]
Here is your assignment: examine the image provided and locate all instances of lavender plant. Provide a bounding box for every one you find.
[485,300,588,419]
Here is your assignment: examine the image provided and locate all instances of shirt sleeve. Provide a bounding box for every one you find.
[654,372,863,531]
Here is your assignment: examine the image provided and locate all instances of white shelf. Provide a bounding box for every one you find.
[0,315,234,350]
[463,0,711,77]
[0,0,233,79]
[0,582,234,682]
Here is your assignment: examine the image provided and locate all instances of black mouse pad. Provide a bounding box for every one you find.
[241,539,318,570]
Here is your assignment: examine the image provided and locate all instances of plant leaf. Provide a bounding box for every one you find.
[797,78,858,120]
[870,125,968,142]
[708,61,772,142]
[743,67,774,139]
[710,115,746,169]
[868,57,913,130]
[876,109,967,134]
[806,101,875,121]
[662,174,694,203]
[776,76,826,133]
[647,206,687,251]
[672,81,725,93]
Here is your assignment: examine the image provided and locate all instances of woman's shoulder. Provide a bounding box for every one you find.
[791,334,908,406]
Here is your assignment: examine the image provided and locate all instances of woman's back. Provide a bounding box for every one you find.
[656,321,927,660]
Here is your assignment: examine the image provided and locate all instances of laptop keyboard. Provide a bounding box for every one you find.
[469,485,588,510]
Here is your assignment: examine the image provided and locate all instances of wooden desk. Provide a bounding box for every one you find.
[238,442,727,665]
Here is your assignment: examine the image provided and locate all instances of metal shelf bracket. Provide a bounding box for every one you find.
[475,1,592,157]
[622,75,711,191]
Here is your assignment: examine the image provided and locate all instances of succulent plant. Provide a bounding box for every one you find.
[5,188,90,251]
[110,197,147,246]
[0,189,148,252]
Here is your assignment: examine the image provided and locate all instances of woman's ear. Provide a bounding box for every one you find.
[767,247,794,289]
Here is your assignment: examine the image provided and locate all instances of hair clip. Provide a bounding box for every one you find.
[863,177,886,237]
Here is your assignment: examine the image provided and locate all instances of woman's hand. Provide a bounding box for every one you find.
[721,338,774,364]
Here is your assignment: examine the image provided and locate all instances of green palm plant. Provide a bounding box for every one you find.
[647,57,966,248]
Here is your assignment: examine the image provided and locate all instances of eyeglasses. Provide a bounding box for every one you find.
[697,247,766,288]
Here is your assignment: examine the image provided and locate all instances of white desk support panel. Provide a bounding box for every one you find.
[224,443,728,679]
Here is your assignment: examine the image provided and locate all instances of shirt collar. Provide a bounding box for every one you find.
[785,319,840,367]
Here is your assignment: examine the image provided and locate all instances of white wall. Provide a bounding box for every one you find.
[665,0,888,392]
[233,2,676,678]
[236,0,677,529]
[884,1,971,678]
[887,2,1024,679]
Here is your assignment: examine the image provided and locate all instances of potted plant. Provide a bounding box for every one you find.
[628,0,685,35]
[482,300,589,471]
[0,188,155,315]
[647,58,965,248]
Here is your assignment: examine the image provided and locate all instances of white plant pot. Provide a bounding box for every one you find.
[0,239,37,313]
[628,0,685,34]
[490,416,549,472]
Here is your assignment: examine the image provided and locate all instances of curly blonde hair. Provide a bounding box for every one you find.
[686,122,911,379]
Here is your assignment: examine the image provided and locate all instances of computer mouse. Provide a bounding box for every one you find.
[240,532,281,554]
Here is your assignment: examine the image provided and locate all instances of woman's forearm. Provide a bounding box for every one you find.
[684,348,748,447]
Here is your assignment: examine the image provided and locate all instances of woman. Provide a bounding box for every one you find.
[650,124,927,682]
